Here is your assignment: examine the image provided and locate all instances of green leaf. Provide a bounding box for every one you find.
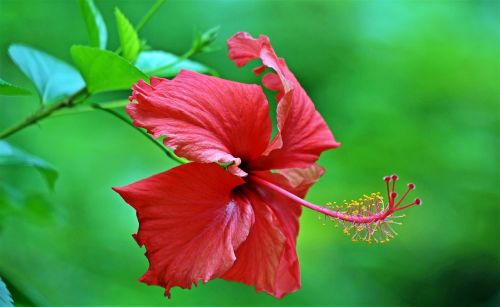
[0,183,55,227]
[0,277,14,307]
[0,78,31,96]
[115,8,141,62]
[71,45,147,93]
[8,44,85,105]
[192,26,220,54]
[0,141,58,190]
[78,0,107,49]
[136,50,216,78]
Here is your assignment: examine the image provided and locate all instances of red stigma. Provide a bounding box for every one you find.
[380,173,423,211]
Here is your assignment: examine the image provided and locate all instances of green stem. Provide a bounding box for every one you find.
[91,103,185,164]
[52,99,129,117]
[0,89,87,139]
[135,0,166,33]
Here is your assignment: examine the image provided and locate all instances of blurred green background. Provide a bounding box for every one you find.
[1,0,499,305]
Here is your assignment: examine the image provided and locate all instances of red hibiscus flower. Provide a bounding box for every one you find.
[113,32,420,298]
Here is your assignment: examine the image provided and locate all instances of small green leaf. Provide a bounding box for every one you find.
[0,277,14,307]
[0,78,31,96]
[192,26,220,54]
[0,141,58,190]
[8,44,85,105]
[136,50,216,77]
[71,45,147,93]
[79,0,107,49]
[115,8,141,62]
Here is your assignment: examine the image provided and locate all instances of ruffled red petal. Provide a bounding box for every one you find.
[221,164,324,298]
[113,163,253,298]
[221,187,292,298]
[227,32,340,171]
[128,70,273,176]
[272,163,325,198]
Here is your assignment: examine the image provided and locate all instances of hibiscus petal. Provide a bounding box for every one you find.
[227,32,340,170]
[221,188,292,298]
[128,70,273,176]
[273,163,326,198]
[221,164,324,298]
[113,163,253,298]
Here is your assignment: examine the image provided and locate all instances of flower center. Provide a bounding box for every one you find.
[251,174,421,243]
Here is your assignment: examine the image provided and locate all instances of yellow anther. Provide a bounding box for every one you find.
[322,190,405,245]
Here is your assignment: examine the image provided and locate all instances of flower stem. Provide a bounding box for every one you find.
[0,89,87,139]
[135,0,166,33]
[91,103,185,164]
